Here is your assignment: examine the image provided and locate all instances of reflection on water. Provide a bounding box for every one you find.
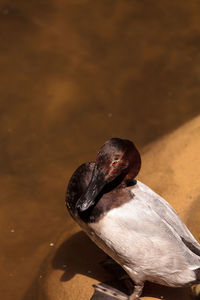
[0,1,200,299]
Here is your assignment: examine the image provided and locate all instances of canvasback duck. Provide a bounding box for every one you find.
[66,138,200,299]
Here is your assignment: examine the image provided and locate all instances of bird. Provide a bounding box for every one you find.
[66,137,200,299]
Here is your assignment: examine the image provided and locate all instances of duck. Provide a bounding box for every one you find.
[66,137,200,299]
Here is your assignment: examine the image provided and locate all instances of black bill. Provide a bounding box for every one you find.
[76,165,106,212]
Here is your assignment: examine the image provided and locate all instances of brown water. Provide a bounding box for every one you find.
[0,1,200,299]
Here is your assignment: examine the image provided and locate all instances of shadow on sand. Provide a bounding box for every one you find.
[23,230,193,299]
[50,231,191,300]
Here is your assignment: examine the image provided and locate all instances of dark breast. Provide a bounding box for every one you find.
[88,187,133,223]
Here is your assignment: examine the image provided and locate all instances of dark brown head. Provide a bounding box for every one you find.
[76,138,141,213]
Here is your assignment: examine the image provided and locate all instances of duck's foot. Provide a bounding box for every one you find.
[91,282,144,300]
[91,283,128,300]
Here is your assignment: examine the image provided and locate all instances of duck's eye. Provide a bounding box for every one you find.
[112,160,119,167]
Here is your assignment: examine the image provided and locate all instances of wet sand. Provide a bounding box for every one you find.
[0,1,200,299]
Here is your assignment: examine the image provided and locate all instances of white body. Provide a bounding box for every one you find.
[82,181,200,286]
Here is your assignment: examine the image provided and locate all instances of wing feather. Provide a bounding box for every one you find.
[137,181,200,257]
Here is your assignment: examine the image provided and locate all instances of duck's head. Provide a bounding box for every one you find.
[76,138,141,213]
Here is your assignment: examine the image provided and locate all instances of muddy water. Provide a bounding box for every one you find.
[0,1,200,299]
